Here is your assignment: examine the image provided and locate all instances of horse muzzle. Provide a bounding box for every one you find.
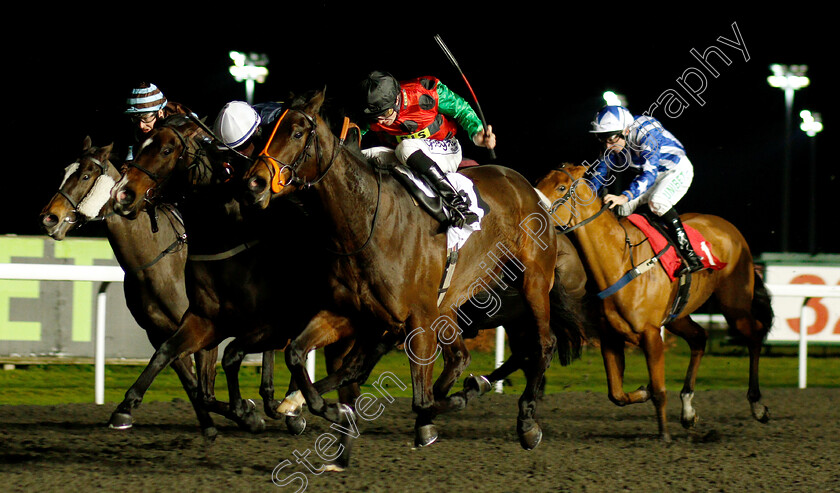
[39,200,77,240]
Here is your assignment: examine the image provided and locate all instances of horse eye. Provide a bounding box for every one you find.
[82,173,91,181]
[162,147,174,156]
[294,131,304,139]
[557,185,566,192]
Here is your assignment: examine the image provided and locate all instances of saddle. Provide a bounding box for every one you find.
[628,211,726,282]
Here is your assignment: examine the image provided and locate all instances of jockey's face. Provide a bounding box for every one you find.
[600,131,627,153]
[376,107,397,126]
[131,110,161,133]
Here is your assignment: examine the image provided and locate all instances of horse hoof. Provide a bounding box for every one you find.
[517,421,543,450]
[680,414,699,429]
[464,374,493,396]
[248,415,266,434]
[108,412,134,430]
[264,399,284,420]
[414,424,438,448]
[751,402,770,423]
[276,390,306,417]
[286,415,307,436]
[202,426,219,443]
[246,398,257,412]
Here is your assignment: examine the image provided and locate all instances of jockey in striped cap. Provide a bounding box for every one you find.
[587,105,704,275]
[125,82,170,134]
[123,82,189,161]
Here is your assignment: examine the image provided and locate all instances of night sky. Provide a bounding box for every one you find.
[6,8,833,257]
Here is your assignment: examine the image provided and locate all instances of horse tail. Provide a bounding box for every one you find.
[548,278,588,366]
[751,270,774,340]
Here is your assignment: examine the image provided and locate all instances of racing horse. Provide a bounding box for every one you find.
[109,114,362,460]
[535,163,774,441]
[38,136,232,434]
[241,89,586,450]
[38,137,290,436]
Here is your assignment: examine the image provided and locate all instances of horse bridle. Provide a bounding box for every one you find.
[55,154,110,224]
[124,116,207,205]
[255,108,383,256]
[122,116,211,233]
[254,109,340,192]
[550,166,610,235]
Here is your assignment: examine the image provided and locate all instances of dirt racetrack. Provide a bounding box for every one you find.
[1,388,838,492]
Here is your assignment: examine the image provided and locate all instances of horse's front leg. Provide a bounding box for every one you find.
[431,315,472,411]
[283,311,356,425]
[109,313,218,438]
[258,350,284,420]
[405,315,441,448]
[221,338,266,433]
[640,325,670,442]
[600,327,651,406]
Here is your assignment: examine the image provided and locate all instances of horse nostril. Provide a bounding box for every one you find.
[248,176,267,193]
[41,213,58,227]
[116,188,134,205]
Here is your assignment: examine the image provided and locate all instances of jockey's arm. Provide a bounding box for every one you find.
[435,81,491,146]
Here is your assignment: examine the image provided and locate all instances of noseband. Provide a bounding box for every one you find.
[253,108,382,256]
[254,109,341,192]
[550,167,610,234]
[124,118,205,204]
[56,155,110,224]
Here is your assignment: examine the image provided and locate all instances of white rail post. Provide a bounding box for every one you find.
[95,283,109,405]
[798,299,811,389]
[494,326,505,393]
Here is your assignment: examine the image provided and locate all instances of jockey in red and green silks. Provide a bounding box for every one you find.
[358,70,496,228]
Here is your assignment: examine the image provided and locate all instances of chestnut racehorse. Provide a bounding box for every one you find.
[241,90,585,450]
[535,163,774,441]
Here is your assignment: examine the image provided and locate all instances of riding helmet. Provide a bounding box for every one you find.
[213,101,261,149]
[590,105,634,134]
[360,70,400,119]
[125,82,168,114]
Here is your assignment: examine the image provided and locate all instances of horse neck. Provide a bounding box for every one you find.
[304,126,390,249]
[104,205,183,275]
[569,201,637,285]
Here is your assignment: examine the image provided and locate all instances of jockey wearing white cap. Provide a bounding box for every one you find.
[588,105,704,275]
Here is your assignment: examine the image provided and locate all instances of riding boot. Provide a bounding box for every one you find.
[659,207,704,276]
[405,150,478,228]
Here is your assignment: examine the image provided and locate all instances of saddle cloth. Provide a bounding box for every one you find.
[626,213,726,281]
[392,165,487,250]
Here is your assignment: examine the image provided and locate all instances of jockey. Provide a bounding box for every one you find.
[357,70,496,229]
[213,100,286,157]
[123,82,190,161]
[587,105,704,275]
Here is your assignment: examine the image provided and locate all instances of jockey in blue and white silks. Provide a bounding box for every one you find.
[587,105,704,276]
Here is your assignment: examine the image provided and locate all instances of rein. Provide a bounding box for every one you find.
[256,109,383,256]
[550,167,610,235]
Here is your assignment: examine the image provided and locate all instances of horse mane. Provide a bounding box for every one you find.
[289,88,367,161]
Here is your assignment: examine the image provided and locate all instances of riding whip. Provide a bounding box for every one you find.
[433,34,496,161]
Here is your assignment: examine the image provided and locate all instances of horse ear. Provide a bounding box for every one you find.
[305,88,326,114]
[83,135,92,151]
[96,143,114,161]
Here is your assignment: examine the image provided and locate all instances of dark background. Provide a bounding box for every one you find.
[4,7,833,256]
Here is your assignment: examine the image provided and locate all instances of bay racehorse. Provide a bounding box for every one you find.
[535,163,774,441]
[38,136,252,435]
[241,90,586,450]
[109,113,364,464]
